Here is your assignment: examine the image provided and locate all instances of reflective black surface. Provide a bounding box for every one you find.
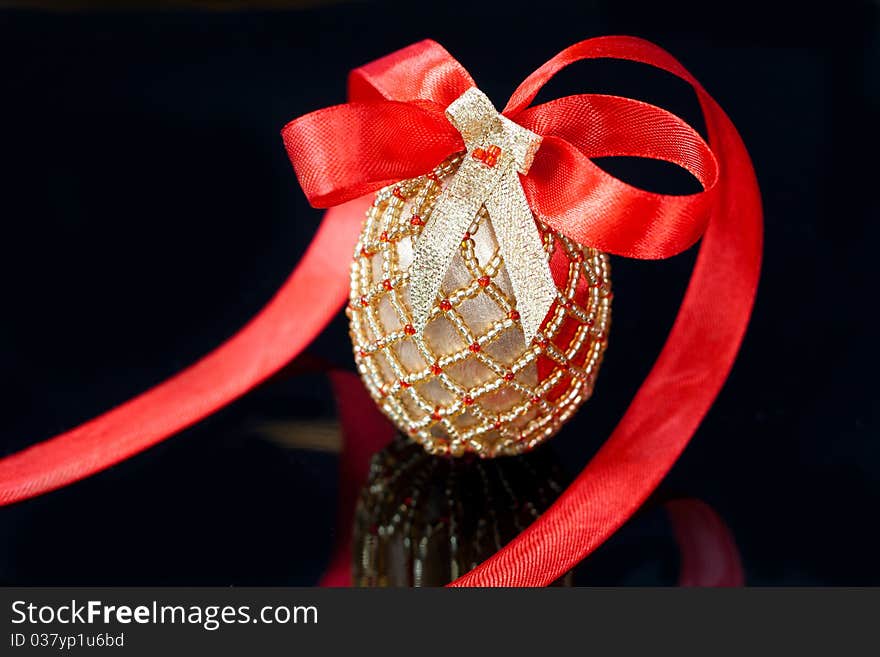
[352,435,571,586]
[0,1,877,584]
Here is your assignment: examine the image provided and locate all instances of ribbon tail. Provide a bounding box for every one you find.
[408,193,480,334]
[453,39,762,585]
[0,197,371,506]
[485,173,557,345]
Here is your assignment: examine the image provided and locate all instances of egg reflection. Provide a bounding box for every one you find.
[352,434,572,586]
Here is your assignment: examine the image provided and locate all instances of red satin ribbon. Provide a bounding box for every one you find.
[283,39,720,260]
[0,197,369,505]
[0,37,761,589]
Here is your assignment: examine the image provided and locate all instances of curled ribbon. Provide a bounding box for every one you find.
[409,87,556,344]
[0,37,761,589]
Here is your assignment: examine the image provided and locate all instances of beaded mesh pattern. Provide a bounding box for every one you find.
[347,156,612,457]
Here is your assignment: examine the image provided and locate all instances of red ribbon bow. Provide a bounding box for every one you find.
[0,37,761,588]
[283,38,721,261]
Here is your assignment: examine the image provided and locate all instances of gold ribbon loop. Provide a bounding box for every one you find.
[408,88,557,345]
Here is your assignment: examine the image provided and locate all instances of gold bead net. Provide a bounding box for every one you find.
[347,156,612,457]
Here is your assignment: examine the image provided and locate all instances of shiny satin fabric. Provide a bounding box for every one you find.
[283,38,720,261]
[0,37,761,588]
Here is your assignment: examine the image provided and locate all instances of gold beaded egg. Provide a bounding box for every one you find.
[347,156,611,457]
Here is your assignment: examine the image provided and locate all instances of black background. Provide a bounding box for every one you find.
[0,0,877,585]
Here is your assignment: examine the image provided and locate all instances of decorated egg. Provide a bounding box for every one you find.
[347,155,611,457]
